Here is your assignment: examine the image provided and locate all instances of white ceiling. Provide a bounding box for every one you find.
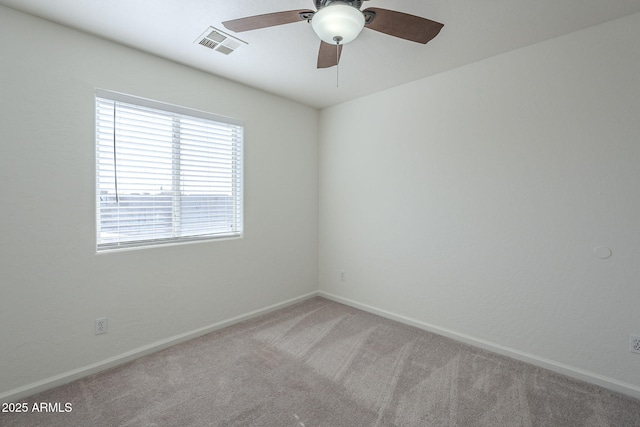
[2,0,640,109]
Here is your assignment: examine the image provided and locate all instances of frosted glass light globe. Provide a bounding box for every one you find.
[311,2,365,45]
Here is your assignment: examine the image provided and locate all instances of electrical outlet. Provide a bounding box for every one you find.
[631,335,640,354]
[95,317,108,335]
[340,271,346,281]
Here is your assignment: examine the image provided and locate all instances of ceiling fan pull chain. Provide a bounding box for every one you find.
[336,43,339,87]
[334,36,343,88]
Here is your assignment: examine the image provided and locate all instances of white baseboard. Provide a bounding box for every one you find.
[0,291,319,404]
[5,290,638,403]
[318,291,640,400]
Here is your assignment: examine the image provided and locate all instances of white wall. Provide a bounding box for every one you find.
[2,3,639,403]
[0,6,318,399]
[319,12,640,396]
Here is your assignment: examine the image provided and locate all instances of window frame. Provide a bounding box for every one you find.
[95,89,244,252]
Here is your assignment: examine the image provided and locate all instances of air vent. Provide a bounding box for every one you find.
[195,27,247,55]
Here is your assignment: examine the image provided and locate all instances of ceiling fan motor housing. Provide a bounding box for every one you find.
[315,0,365,10]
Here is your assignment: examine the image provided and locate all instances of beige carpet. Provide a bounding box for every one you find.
[2,297,640,426]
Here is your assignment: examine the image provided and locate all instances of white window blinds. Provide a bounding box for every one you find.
[96,90,243,251]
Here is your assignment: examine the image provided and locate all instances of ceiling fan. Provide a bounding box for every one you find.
[222,0,444,69]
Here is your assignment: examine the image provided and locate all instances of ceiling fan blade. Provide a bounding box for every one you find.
[223,9,314,32]
[362,8,443,44]
[317,41,343,69]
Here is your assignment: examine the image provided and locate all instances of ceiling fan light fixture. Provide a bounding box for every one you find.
[311,1,365,45]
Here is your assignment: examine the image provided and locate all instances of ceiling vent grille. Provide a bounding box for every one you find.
[196,27,247,55]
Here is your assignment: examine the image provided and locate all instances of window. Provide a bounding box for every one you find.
[95,90,243,251]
